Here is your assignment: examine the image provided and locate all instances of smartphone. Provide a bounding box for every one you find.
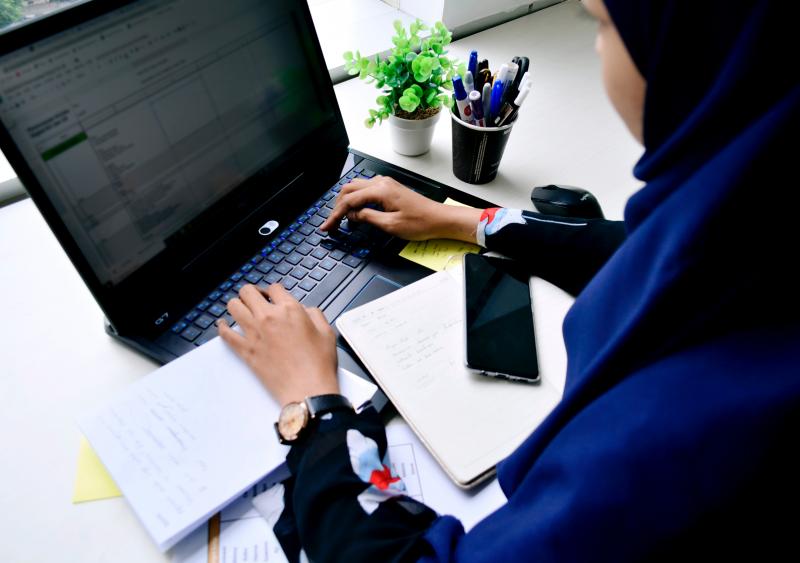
[463,253,540,383]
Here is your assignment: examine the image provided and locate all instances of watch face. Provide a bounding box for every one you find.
[278,402,308,442]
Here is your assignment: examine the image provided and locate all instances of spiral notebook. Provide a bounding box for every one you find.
[336,271,562,488]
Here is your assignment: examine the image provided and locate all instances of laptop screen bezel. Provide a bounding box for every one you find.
[0,0,351,338]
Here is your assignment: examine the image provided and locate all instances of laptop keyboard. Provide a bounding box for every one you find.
[168,165,387,347]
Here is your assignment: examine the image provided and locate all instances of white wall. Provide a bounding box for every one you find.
[390,0,565,35]
[450,0,564,29]
[397,0,445,25]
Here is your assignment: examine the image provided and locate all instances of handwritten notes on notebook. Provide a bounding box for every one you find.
[79,335,377,552]
[336,272,562,488]
[399,198,480,272]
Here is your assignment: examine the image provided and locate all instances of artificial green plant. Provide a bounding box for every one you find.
[343,19,466,128]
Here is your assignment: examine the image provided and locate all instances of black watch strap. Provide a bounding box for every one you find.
[304,394,354,419]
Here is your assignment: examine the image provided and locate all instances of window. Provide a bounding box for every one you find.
[309,0,563,82]
[0,1,93,200]
[1,0,84,29]
[308,0,419,79]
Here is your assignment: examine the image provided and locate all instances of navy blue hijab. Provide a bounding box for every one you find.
[558,2,800,393]
[427,2,800,561]
[507,0,798,555]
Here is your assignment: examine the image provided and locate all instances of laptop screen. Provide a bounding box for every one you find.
[0,0,335,286]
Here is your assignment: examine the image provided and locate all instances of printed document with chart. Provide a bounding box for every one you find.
[336,271,562,488]
[172,418,507,563]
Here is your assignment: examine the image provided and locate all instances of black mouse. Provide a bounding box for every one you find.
[531,184,604,219]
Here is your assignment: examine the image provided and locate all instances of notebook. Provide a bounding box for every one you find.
[78,334,377,552]
[336,271,562,488]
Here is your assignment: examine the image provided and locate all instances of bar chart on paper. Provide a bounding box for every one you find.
[171,470,290,563]
[387,440,424,502]
[172,440,429,563]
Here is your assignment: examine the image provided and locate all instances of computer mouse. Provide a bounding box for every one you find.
[530,184,604,219]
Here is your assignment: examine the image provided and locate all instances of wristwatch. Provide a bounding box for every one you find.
[274,394,353,445]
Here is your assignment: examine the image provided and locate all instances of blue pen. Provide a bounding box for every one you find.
[495,63,510,101]
[467,50,478,81]
[489,80,504,123]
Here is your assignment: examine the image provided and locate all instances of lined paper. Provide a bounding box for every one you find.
[337,272,561,487]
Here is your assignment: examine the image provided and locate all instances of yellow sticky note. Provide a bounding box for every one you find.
[443,197,472,208]
[72,435,122,503]
[399,197,480,272]
[399,239,480,272]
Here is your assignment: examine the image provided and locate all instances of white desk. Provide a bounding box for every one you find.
[337,0,641,217]
[0,2,641,561]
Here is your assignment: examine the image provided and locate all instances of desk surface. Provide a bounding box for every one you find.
[0,2,642,561]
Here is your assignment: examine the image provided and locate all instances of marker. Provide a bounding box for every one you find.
[452,76,473,123]
[482,82,491,119]
[494,83,531,127]
[469,90,485,127]
[467,50,478,82]
[489,79,504,123]
[464,70,475,95]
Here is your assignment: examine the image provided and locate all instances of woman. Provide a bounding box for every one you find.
[219,0,800,560]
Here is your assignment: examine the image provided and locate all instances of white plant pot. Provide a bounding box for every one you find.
[387,111,441,156]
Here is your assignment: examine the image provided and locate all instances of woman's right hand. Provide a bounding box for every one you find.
[320,176,482,243]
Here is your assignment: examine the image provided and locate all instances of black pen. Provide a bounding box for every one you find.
[493,83,531,127]
[475,59,490,92]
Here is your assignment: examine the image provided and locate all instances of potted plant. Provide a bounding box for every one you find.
[344,20,465,156]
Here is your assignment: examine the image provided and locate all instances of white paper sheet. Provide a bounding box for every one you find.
[171,468,291,563]
[172,416,506,563]
[79,334,377,551]
[384,418,505,532]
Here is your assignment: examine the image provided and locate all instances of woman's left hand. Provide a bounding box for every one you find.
[218,284,340,407]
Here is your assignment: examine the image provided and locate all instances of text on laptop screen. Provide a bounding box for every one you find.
[0,0,334,285]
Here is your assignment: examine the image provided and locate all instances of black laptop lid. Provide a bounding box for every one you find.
[0,0,349,335]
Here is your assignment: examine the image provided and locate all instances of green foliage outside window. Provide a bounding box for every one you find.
[0,0,23,28]
[343,19,466,128]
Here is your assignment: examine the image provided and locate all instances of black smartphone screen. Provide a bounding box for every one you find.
[463,254,539,382]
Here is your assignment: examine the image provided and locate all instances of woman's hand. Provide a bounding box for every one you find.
[320,176,482,243]
[218,284,339,407]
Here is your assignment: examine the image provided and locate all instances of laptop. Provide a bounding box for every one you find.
[0,0,489,399]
